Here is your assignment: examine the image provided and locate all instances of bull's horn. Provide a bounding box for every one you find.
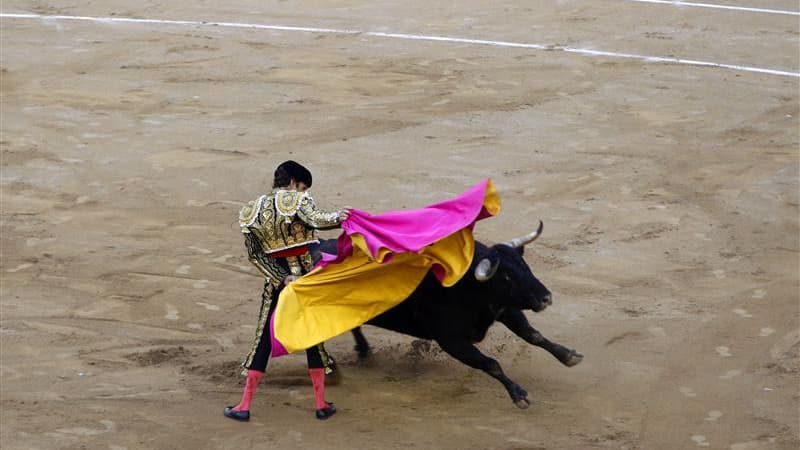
[474,258,499,282]
[501,221,544,248]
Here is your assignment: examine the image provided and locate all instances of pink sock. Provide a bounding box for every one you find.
[233,370,263,412]
[308,368,328,410]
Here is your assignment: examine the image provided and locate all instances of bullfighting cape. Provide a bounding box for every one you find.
[269,178,501,356]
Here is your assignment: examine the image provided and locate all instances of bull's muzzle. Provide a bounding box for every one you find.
[533,293,552,312]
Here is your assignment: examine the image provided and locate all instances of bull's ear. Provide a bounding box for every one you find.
[474,257,499,281]
[515,246,525,256]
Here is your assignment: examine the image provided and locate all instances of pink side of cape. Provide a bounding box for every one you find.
[320,178,494,267]
[270,315,288,357]
[270,178,494,358]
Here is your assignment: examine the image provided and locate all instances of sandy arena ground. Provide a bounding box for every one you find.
[1,1,798,449]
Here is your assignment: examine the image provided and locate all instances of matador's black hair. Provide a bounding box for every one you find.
[273,160,313,188]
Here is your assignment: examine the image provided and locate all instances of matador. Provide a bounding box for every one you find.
[224,160,349,422]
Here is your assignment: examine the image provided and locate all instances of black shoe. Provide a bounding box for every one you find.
[224,406,250,422]
[315,402,336,420]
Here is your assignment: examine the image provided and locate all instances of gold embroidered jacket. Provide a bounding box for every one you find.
[239,189,342,285]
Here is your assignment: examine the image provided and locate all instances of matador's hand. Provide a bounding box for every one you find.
[283,275,299,285]
[338,209,351,222]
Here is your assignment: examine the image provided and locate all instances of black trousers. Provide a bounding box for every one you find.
[247,281,324,372]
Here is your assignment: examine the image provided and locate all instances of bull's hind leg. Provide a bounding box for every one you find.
[498,309,583,367]
[350,327,371,359]
[434,338,531,409]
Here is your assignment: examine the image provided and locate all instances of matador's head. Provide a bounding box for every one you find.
[273,160,313,189]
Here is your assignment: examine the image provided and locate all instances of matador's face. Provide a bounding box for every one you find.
[288,179,309,192]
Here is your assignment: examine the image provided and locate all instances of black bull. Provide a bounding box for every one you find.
[316,222,583,408]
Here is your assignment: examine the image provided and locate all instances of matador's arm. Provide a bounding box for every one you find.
[296,194,343,229]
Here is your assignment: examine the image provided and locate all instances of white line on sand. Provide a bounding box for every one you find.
[2,13,798,78]
[625,0,800,16]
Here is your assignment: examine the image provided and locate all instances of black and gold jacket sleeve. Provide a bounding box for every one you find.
[295,193,342,229]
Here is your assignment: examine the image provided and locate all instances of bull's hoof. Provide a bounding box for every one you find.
[564,350,584,367]
[355,345,371,359]
[509,384,529,409]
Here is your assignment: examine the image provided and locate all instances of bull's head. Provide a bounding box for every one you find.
[473,221,552,312]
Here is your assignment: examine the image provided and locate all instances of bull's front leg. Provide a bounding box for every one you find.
[434,337,531,409]
[498,309,583,367]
